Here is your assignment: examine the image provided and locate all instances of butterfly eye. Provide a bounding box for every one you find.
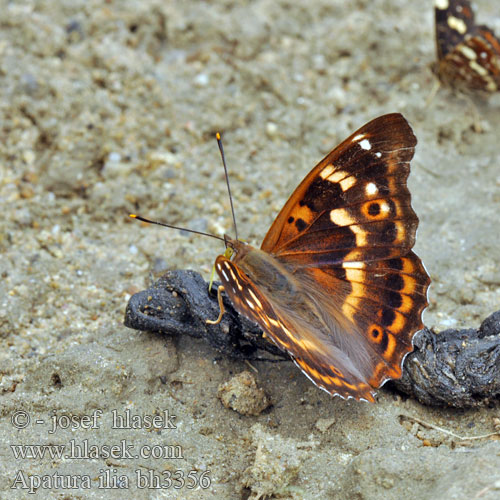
[224,247,234,259]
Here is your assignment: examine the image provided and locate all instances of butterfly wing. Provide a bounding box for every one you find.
[434,0,500,91]
[293,254,429,391]
[435,0,476,60]
[215,254,376,401]
[255,113,430,397]
[261,113,418,260]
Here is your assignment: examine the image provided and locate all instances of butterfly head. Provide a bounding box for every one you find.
[222,235,249,261]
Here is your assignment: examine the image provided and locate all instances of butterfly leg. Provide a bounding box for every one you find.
[206,285,226,325]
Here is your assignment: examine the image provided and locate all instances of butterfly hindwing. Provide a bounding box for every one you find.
[297,252,430,389]
[215,255,376,401]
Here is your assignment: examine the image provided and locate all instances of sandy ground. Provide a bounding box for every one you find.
[1,0,500,498]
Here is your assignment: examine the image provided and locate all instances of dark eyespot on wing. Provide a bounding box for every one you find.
[368,203,380,216]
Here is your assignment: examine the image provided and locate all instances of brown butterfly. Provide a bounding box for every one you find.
[434,0,500,92]
[207,113,430,402]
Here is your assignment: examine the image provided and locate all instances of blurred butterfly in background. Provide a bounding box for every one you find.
[434,0,500,93]
[132,113,430,402]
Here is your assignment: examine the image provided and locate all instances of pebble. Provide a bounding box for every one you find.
[217,371,270,416]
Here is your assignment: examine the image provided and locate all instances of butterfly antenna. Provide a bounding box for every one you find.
[129,214,225,242]
[216,132,239,241]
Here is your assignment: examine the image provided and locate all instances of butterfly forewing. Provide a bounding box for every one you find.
[215,113,430,401]
[262,113,418,263]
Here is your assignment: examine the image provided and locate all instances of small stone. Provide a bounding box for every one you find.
[217,371,270,416]
[265,122,278,137]
[147,150,178,168]
[108,152,122,163]
[492,418,500,432]
[194,73,209,86]
[315,417,336,433]
[22,150,36,165]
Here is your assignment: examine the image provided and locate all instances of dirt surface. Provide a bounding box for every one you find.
[1,0,500,499]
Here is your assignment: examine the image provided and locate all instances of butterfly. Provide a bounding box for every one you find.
[209,113,430,402]
[434,0,500,92]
